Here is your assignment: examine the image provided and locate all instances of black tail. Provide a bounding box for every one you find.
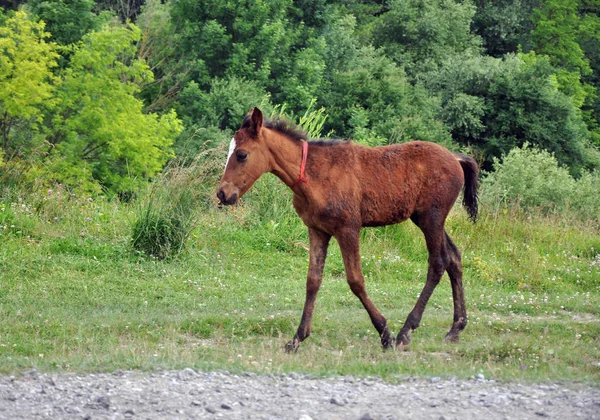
[455,154,479,222]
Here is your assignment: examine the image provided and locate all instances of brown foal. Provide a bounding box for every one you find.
[217,108,479,351]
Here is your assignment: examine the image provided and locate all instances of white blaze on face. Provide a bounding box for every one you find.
[224,137,236,172]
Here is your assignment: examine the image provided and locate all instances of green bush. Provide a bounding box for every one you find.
[482,144,600,224]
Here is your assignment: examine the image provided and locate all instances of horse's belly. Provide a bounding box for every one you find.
[360,200,412,227]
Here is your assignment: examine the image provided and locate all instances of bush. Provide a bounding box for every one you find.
[482,144,600,225]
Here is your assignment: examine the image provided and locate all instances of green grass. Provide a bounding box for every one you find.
[0,177,599,382]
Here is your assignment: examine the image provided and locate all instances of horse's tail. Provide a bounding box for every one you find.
[455,153,479,223]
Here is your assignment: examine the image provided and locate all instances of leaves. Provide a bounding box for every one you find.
[0,11,58,153]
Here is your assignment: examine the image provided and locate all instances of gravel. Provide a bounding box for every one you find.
[0,369,598,419]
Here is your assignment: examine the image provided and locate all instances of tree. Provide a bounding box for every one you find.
[48,23,182,193]
[372,0,482,77]
[136,0,190,112]
[471,0,539,57]
[25,0,111,45]
[0,10,58,158]
[427,52,597,173]
[322,15,452,147]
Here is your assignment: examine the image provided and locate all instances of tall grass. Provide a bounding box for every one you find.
[131,147,224,259]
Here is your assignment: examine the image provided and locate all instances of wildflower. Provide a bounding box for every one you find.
[87,197,93,202]
[47,189,52,195]
[85,217,91,222]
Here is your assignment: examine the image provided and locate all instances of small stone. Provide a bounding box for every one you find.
[360,414,374,420]
[179,368,197,380]
[535,412,548,417]
[205,406,217,414]
[221,403,232,410]
[330,397,345,406]
[124,409,135,415]
[430,377,441,383]
[476,373,485,381]
[191,401,203,406]
[298,415,313,420]
[89,396,110,410]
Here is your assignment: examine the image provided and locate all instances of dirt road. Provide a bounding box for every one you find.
[1,369,598,419]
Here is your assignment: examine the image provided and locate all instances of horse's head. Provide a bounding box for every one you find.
[217,107,271,205]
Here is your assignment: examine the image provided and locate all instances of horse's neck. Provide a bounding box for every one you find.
[265,133,305,189]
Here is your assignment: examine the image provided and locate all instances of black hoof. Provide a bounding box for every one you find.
[284,338,300,353]
[381,333,395,350]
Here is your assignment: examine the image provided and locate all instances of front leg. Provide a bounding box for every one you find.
[336,229,394,349]
[285,228,331,353]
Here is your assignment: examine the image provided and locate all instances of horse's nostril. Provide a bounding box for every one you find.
[217,189,226,203]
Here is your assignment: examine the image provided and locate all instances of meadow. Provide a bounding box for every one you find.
[0,169,599,383]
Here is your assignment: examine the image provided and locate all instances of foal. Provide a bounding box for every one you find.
[217,108,479,351]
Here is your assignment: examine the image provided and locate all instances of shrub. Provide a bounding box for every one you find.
[482,144,600,225]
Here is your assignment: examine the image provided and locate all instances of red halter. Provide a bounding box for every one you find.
[292,141,309,188]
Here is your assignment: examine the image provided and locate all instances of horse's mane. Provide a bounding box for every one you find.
[241,114,347,147]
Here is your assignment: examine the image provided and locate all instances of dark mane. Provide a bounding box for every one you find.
[242,114,347,146]
[265,117,308,142]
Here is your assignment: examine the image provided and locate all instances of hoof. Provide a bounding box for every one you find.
[444,331,460,343]
[284,338,300,353]
[395,330,412,350]
[381,336,395,351]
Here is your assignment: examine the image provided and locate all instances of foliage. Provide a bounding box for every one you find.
[136,0,190,112]
[47,23,182,194]
[0,10,58,157]
[25,0,112,45]
[471,0,539,57]
[373,0,482,77]
[427,52,595,171]
[170,0,301,89]
[321,14,452,146]
[2,0,600,197]
[482,144,600,224]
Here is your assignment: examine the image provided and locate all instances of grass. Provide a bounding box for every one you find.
[0,175,599,383]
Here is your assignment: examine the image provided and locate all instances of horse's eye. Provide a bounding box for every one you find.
[236,151,248,162]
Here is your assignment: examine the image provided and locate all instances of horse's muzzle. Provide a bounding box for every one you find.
[217,188,238,206]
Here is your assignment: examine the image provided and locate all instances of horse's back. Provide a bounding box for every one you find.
[355,141,464,226]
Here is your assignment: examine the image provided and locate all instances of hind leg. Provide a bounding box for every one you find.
[397,213,449,347]
[443,232,467,342]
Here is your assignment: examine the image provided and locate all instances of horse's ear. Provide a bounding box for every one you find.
[249,107,263,137]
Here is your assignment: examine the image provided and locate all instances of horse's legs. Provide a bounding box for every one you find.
[337,229,394,349]
[444,231,467,342]
[397,214,449,347]
[285,228,331,353]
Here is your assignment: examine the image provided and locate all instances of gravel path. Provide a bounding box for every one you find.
[0,369,598,419]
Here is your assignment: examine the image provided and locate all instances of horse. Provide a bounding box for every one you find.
[217,107,479,352]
